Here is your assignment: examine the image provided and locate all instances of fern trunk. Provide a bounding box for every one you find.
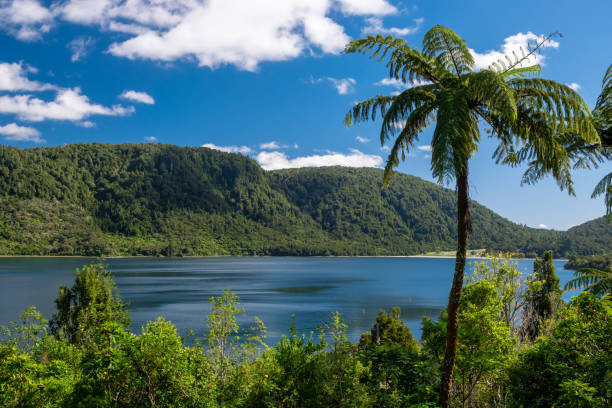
[439,167,470,407]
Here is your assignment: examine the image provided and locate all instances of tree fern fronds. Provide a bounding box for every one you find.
[494,32,561,74]
[591,172,612,217]
[382,103,437,185]
[500,65,541,79]
[344,95,395,126]
[379,86,437,142]
[345,35,442,83]
[422,25,474,77]
[564,268,612,296]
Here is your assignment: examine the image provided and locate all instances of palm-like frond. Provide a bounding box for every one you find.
[422,25,474,77]
[564,267,612,297]
[382,102,437,186]
[345,35,442,84]
[592,172,612,216]
[346,25,597,190]
[379,85,437,143]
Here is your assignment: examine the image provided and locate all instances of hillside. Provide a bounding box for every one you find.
[0,143,609,257]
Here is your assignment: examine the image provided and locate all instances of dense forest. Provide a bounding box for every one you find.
[0,143,610,257]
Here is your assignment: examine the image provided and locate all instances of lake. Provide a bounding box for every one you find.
[0,256,574,343]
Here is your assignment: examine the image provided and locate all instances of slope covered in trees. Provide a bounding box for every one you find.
[0,143,608,257]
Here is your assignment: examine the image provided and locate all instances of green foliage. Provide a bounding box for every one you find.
[565,253,612,271]
[422,278,516,407]
[565,268,612,297]
[590,63,612,218]
[358,307,419,353]
[523,251,563,340]
[508,292,612,407]
[0,143,609,257]
[345,26,597,191]
[49,264,129,348]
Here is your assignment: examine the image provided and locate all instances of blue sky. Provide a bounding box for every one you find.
[0,0,610,231]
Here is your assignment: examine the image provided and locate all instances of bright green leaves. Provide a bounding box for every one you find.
[344,34,442,84]
[431,87,479,182]
[346,25,599,197]
[422,25,474,77]
[49,263,129,348]
[565,267,612,297]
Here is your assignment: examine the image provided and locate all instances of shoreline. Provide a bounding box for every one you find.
[0,254,568,261]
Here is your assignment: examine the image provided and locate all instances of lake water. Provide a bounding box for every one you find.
[0,257,574,343]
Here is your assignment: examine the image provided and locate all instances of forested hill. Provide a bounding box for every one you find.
[0,143,609,257]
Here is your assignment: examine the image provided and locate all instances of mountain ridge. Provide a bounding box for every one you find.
[0,143,609,257]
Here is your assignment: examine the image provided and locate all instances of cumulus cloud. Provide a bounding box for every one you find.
[0,62,56,92]
[78,120,95,128]
[105,0,354,71]
[1,1,407,70]
[260,141,281,149]
[67,36,96,62]
[0,87,134,122]
[202,143,253,154]
[375,77,432,95]
[566,82,581,91]
[538,223,549,229]
[256,149,383,170]
[336,0,397,15]
[119,90,155,104]
[470,32,560,71]
[362,17,423,36]
[144,136,157,142]
[0,122,43,143]
[356,136,370,143]
[0,0,53,41]
[417,145,432,151]
[312,76,356,94]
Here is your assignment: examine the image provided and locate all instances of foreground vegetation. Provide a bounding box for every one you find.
[1,143,610,258]
[1,255,610,407]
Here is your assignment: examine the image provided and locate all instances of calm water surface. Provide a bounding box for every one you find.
[0,257,573,342]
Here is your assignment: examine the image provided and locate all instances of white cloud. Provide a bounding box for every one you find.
[260,141,280,149]
[202,143,252,154]
[312,76,356,94]
[78,120,95,128]
[538,223,549,229]
[380,145,390,152]
[144,136,157,142]
[417,145,432,151]
[362,17,423,36]
[256,148,383,170]
[375,77,431,91]
[336,0,397,15]
[0,87,134,122]
[1,1,403,70]
[566,82,581,91]
[356,136,370,143]
[470,32,560,71]
[105,0,352,71]
[67,36,95,62]
[0,62,56,92]
[0,122,43,143]
[119,90,155,104]
[424,154,430,159]
[0,0,53,41]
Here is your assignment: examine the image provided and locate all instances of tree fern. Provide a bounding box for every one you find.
[344,25,597,408]
[564,267,612,297]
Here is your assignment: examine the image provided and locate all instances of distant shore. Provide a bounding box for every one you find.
[0,254,568,261]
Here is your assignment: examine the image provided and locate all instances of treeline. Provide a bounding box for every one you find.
[565,253,612,271]
[0,143,610,257]
[1,257,610,407]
